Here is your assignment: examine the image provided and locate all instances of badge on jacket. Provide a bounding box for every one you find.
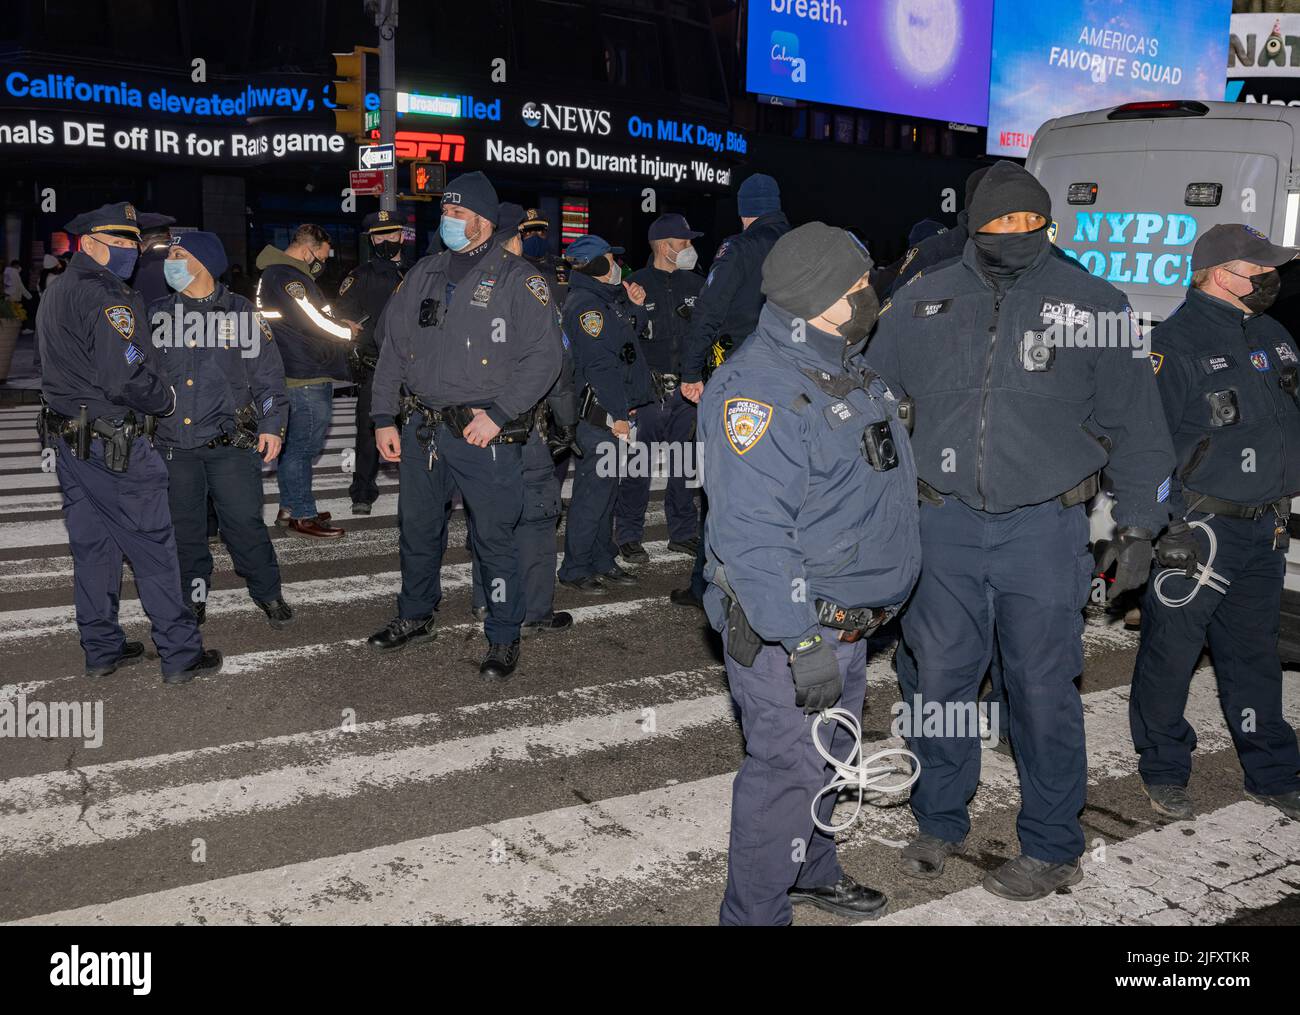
[104,305,135,340]
[524,275,550,305]
[724,397,773,455]
[580,310,603,337]
[285,281,307,300]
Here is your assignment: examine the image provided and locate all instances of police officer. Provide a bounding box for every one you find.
[37,202,222,684]
[149,231,293,629]
[466,203,576,635]
[131,212,176,305]
[1130,224,1300,821]
[335,209,405,516]
[557,235,655,594]
[255,224,356,538]
[886,166,988,296]
[615,213,705,565]
[867,161,1176,900]
[702,223,920,925]
[519,208,570,304]
[368,173,561,679]
[677,174,791,609]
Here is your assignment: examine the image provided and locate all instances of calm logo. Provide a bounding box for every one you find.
[769,31,800,77]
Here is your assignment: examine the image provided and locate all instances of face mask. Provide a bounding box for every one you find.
[674,245,699,271]
[973,224,1048,277]
[828,286,880,345]
[440,215,471,252]
[522,235,548,259]
[577,254,614,279]
[163,260,194,292]
[98,242,139,280]
[1226,267,1281,314]
[373,239,402,260]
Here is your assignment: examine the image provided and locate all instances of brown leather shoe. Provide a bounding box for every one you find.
[287,515,345,539]
[277,509,332,528]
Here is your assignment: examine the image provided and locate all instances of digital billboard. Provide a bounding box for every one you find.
[745,0,995,126]
[987,0,1231,157]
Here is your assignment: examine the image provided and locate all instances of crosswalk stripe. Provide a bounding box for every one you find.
[0,541,689,643]
[11,655,1280,925]
[869,801,1300,926]
[0,474,397,512]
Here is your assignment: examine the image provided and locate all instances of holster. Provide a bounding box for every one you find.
[724,596,762,668]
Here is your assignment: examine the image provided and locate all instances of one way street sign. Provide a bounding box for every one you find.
[359,143,395,171]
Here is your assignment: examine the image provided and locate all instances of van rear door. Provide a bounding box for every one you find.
[1031,114,1294,321]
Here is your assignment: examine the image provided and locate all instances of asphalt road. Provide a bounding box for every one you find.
[0,396,1296,926]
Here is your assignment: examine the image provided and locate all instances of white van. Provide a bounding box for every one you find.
[1026,99,1300,660]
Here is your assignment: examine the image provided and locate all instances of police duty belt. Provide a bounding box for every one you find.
[398,395,534,468]
[39,402,156,473]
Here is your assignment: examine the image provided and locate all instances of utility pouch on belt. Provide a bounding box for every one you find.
[725,597,762,667]
[75,405,92,460]
[94,417,133,472]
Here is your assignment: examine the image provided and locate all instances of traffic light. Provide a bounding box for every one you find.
[332,46,377,140]
[410,160,446,196]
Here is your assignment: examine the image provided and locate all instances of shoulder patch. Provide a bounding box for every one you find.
[724,397,774,455]
[123,342,144,365]
[525,274,550,306]
[285,280,307,300]
[103,305,135,340]
[1149,351,1163,375]
[579,309,603,337]
[338,274,355,295]
[714,240,731,261]
[256,313,273,342]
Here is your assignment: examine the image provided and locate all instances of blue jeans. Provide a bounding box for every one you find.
[280,382,333,519]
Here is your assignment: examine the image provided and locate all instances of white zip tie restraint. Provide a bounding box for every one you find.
[1153,516,1230,608]
[810,707,921,834]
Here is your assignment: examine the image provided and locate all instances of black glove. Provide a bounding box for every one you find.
[789,634,842,714]
[1094,526,1155,600]
[546,423,582,463]
[1155,521,1200,578]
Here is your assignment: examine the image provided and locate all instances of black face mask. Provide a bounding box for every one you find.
[373,239,403,261]
[577,254,615,282]
[1226,267,1281,314]
[829,286,880,345]
[973,224,1048,279]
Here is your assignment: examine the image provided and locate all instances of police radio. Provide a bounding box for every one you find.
[861,420,899,472]
[1280,366,1300,408]
[1021,330,1054,372]
[1207,388,1240,427]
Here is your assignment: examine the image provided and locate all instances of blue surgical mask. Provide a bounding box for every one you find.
[522,234,548,259]
[102,243,139,279]
[163,260,194,292]
[440,215,470,252]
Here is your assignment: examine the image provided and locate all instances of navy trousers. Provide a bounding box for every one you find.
[1131,511,1300,796]
[350,373,381,506]
[164,443,282,605]
[396,419,524,643]
[613,393,699,544]
[472,431,563,623]
[899,497,1091,863]
[56,437,204,675]
[558,421,619,582]
[720,626,868,926]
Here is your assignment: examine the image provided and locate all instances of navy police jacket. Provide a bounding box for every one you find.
[1150,286,1300,513]
[700,304,921,650]
[563,271,657,421]
[335,255,404,360]
[148,285,288,450]
[887,211,970,297]
[682,210,791,383]
[371,239,561,428]
[254,246,351,382]
[626,264,704,375]
[866,239,1176,532]
[37,251,175,422]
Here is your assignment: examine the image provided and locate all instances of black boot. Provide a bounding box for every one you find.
[164,648,223,686]
[367,615,437,652]
[85,641,145,678]
[788,875,888,919]
[521,612,573,637]
[256,597,295,629]
[479,639,521,681]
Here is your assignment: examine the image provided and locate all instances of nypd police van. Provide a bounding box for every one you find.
[1026,99,1300,659]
